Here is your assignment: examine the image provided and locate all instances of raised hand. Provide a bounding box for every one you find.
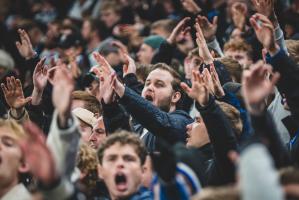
[122,53,137,77]
[33,57,48,92]
[232,2,248,31]
[250,13,279,55]
[1,77,32,110]
[242,61,280,115]
[167,17,191,45]
[181,0,202,14]
[251,0,274,18]
[52,67,74,127]
[196,15,218,42]
[181,70,209,106]
[195,23,214,64]
[16,29,36,60]
[20,121,57,185]
[202,65,225,98]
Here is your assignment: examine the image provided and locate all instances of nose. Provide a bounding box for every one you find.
[186,123,192,133]
[116,158,125,169]
[88,132,96,142]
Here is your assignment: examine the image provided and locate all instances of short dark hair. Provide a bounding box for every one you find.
[72,90,102,115]
[151,63,182,93]
[97,131,147,165]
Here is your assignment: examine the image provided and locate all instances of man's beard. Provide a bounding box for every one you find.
[157,95,172,112]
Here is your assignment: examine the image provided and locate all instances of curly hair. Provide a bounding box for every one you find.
[76,143,99,189]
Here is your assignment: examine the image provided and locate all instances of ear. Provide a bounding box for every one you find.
[171,91,181,104]
[18,159,30,174]
[97,163,103,179]
[94,113,99,119]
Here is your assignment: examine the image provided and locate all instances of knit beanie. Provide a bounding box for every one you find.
[143,35,165,50]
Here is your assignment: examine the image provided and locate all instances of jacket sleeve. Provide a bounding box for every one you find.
[123,73,144,95]
[120,87,192,144]
[102,101,131,134]
[151,41,175,65]
[7,108,30,123]
[250,111,291,168]
[46,110,81,178]
[266,50,299,116]
[196,96,237,184]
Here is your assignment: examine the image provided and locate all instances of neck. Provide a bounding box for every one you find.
[0,179,18,198]
[169,105,176,112]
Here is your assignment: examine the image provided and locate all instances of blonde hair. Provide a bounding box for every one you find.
[218,57,243,83]
[0,119,27,140]
[76,143,99,189]
[224,39,253,59]
[286,40,299,64]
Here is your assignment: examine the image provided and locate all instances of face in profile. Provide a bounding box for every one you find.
[137,44,155,65]
[89,117,106,149]
[98,143,144,199]
[186,117,210,148]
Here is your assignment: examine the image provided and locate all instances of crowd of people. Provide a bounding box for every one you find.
[0,0,299,199]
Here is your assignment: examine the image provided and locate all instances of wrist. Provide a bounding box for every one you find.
[25,51,37,60]
[11,107,25,119]
[115,84,125,98]
[58,112,71,129]
[268,43,280,56]
[166,38,175,45]
[32,88,43,105]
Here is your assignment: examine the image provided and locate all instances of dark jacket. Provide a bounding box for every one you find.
[266,49,299,165]
[155,96,238,187]
[103,86,193,152]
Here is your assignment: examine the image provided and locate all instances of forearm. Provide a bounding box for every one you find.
[207,38,224,57]
[266,50,299,99]
[47,110,81,177]
[31,87,43,105]
[151,41,174,65]
[274,24,288,54]
[102,102,131,134]
[196,97,237,182]
[120,87,180,137]
[251,111,291,168]
[123,73,144,95]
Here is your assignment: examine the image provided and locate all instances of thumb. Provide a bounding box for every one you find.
[24,97,32,105]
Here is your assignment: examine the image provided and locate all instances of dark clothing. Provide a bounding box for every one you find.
[195,96,238,185]
[251,112,291,168]
[103,87,193,152]
[266,49,299,165]
[155,96,238,186]
[266,49,299,118]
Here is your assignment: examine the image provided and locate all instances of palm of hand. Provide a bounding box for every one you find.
[52,78,74,114]
[100,75,115,104]
[256,27,273,49]
[33,72,47,91]
[5,88,27,109]
[19,41,32,56]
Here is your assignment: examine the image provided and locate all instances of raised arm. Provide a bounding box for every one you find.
[181,69,237,185]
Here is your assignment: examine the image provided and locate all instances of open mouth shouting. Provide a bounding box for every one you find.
[115,172,128,192]
[144,93,154,102]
